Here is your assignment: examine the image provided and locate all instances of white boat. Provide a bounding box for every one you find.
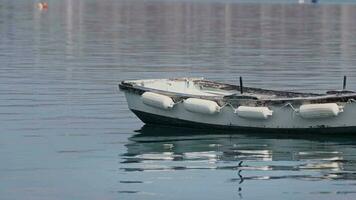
[119,77,356,133]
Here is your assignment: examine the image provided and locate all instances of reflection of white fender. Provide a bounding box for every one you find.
[183,98,220,115]
[141,92,174,110]
[299,103,343,119]
[235,106,273,119]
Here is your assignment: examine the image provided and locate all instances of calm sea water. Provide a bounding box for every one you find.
[2,0,356,199]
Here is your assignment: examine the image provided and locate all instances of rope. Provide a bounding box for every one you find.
[347,99,356,104]
[220,102,237,110]
[279,103,299,112]
[174,97,347,114]
[173,99,184,105]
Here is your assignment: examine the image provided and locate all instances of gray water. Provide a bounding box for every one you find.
[2,0,356,199]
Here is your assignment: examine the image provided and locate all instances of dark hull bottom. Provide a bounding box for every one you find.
[131,109,356,134]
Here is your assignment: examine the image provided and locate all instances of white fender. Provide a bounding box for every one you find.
[141,92,174,110]
[235,106,273,119]
[299,103,343,119]
[183,98,220,115]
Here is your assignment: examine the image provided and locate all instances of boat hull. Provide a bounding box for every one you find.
[131,109,356,134]
[124,91,356,134]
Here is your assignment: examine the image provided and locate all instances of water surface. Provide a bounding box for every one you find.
[1,0,356,199]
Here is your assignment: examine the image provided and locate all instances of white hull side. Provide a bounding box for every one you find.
[124,92,356,129]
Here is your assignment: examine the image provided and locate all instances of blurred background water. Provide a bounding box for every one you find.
[2,0,356,199]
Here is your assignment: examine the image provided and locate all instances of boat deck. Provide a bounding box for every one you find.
[120,77,356,105]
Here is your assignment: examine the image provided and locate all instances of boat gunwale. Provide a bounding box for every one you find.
[119,78,356,105]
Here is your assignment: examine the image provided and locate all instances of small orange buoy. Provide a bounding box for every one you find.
[42,2,48,9]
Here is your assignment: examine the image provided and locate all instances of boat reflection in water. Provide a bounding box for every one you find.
[120,125,356,198]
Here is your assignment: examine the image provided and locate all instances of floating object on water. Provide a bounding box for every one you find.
[37,2,48,10]
[141,92,174,110]
[183,98,220,115]
[235,106,273,120]
[120,77,356,133]
[299,103,343,119]
[298,0,305,4]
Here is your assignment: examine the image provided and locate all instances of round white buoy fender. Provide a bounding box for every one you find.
[299,103,343,119]
[141,92,174,110]
[183,98,220,115]
[235,106,273,119]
